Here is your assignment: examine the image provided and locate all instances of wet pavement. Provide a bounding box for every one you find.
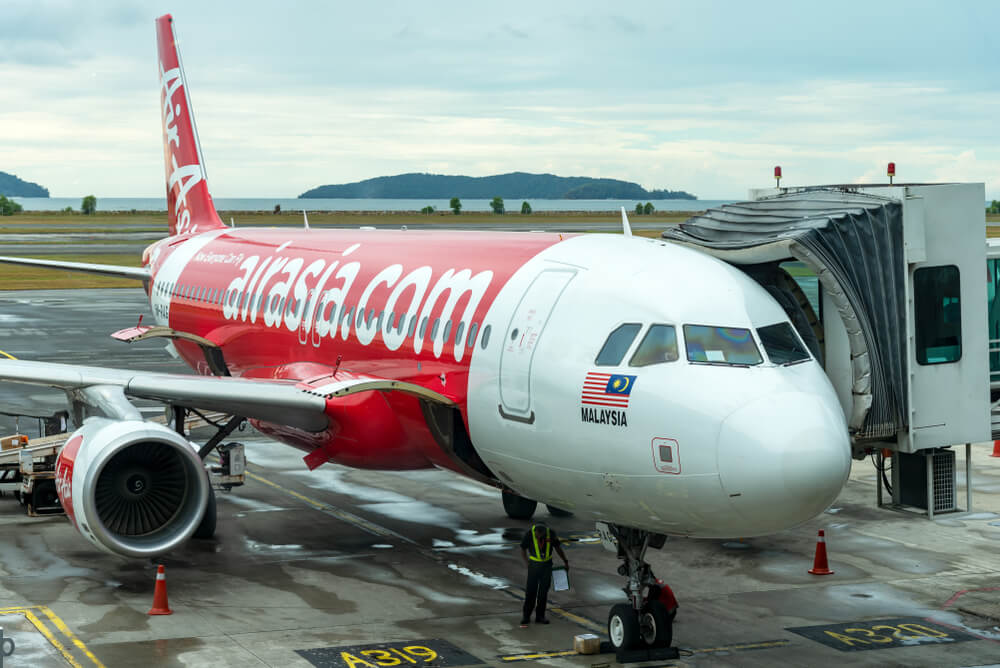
[1,289,1000,667]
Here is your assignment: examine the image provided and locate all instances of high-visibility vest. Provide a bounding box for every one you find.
[527,525,552,562]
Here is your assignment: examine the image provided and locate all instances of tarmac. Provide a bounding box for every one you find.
[1,289,1000,667]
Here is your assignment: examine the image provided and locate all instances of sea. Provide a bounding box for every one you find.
[10,197,735,213]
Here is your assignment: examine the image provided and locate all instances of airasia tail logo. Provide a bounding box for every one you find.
[159,61,203,236]
[55,434,84,529]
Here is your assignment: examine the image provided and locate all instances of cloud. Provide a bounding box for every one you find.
[0,0,997,199]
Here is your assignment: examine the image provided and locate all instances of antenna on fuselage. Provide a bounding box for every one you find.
[620,206,633,237]
[302,210,310,229]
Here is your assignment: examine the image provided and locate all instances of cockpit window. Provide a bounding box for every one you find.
[757,322,810,365]
[595,323,642,366]
[629,324,678,367]
[683,325,762,366]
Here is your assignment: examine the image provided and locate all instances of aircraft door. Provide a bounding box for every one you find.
[499,268,576,421]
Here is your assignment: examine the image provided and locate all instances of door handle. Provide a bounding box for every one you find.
[498,404,535,424]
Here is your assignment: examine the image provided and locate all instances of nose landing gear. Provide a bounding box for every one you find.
[605,524,676,652]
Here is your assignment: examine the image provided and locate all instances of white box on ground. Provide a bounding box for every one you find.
[574,633,600,654]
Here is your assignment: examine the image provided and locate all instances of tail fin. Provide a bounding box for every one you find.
[155,14,225,236]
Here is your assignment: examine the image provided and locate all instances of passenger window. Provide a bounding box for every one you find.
[431,318,440,339]
[454,321,465,344]
[915,265,962,364]
[324,301,337,322]
[407,315,417,337]
[629,325,678,367]
[684,325,762,366]
[467,322,479,348]
[757,322,810,365]
[419,317,428,338]
[595,323,642,366]
[481,324,492,349]
[443,320,452,342]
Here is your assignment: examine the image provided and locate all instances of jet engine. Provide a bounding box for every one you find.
[55,417,211,558]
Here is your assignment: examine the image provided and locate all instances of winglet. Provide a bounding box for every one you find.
[621,206,633,237]
[303,210,310,229]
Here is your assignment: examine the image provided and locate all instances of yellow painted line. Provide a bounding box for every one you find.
[689,639,790,653]
[0,605,103,667]
[22,608,84,668]
[246,470,412,542]
[501,649,578,661]
[40,605,107,668]
[548,605,604,633]
[248,469,605,632]
[0,349,17,359]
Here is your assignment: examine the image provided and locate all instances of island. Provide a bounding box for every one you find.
[300,172,695,200]
[0,171,48,197]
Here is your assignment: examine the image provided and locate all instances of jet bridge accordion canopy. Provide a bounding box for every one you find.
[662,189,905,440]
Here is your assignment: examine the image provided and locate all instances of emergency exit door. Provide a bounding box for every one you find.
[499,268,576,420]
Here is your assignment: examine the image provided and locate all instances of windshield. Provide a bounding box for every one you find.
[595,323,642,366]
[757,322,811,365]
[683,325,762,366]
[629,324,678,367]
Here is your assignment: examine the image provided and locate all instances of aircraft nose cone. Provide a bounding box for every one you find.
[717,392,851,535]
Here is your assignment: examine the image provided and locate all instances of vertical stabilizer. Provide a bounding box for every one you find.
[155,14,225,236]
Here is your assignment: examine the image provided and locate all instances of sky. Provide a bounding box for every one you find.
[0,0,998,200]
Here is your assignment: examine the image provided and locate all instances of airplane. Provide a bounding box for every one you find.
[0,14,852,651]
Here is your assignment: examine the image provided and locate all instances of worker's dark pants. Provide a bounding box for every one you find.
[523,560,553,621]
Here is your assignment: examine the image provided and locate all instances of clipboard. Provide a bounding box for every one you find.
[552,565,570,591]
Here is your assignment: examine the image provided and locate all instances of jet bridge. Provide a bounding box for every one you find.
[663,183,990,517]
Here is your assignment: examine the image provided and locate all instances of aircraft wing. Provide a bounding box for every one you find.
[0,359,456,434]
[0,256,149,281]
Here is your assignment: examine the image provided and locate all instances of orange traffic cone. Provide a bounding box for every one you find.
[148,564,173,615]
[808,530,834,575]
[991,441,1000,458]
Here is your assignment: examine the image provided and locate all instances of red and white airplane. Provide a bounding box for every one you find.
[0,15,851,650]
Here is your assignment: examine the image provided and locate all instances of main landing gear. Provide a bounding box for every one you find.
[501,490,574,520]
[605,524,675,651]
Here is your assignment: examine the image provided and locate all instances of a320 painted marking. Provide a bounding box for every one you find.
[786,617,980,652]
[296,639,481,668]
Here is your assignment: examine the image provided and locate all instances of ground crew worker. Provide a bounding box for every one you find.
[519,522,569,626]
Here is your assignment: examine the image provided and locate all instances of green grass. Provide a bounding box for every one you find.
[1,209,995,289]
[0,254,143,290]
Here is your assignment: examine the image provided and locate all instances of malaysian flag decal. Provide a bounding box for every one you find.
[581,372,637,408]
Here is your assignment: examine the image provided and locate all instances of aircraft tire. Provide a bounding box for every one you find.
[501,490,537,519]
[639,600,673,648]
[608,603,640,650]
[546,504,573,517]
[193,486,217,539]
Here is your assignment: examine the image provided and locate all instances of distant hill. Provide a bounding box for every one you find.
[0,171,48,197]
[300,172,695,200]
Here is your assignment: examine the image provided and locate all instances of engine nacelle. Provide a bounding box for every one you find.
[55,417,211,558]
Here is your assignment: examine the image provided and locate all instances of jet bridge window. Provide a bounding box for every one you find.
[683,325,762,366]
[629,324,678,367]
[595,323,642,366]
[915,265,962,365]
[757,322,810,365]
